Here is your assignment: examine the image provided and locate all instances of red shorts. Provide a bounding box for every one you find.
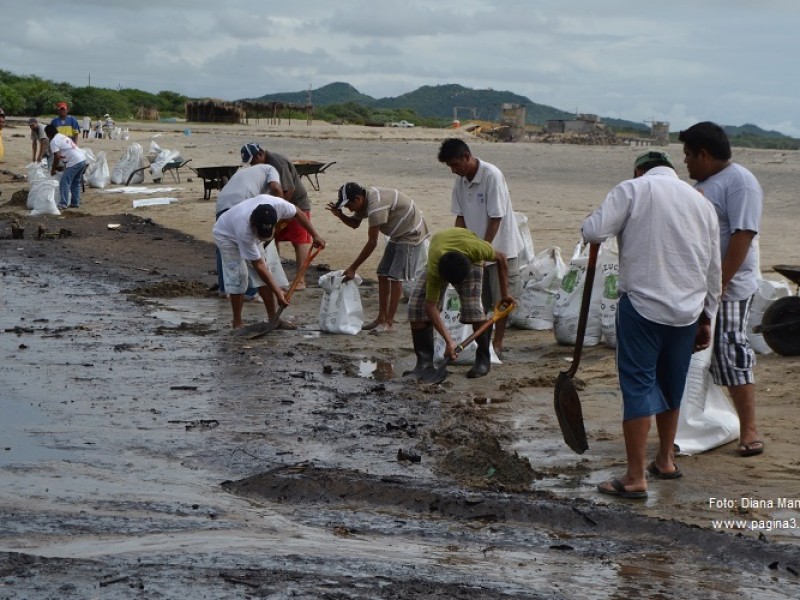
[276,210,312,244]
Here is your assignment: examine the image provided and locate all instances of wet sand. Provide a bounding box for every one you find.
[1,121,799,597]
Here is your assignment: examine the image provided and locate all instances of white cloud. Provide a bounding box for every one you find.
[3,0,798,137]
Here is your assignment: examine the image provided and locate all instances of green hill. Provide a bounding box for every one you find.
[249,82,647,131]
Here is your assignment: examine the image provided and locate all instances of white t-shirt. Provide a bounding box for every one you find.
[215,164,281,215]
[450,159,523,258]
[694,163,762,302]
[50,133,87,167]
[582,167,722,326]
[212,195,296,261]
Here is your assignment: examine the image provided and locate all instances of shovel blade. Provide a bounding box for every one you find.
[554,371,589,454]
[419,364,450,384]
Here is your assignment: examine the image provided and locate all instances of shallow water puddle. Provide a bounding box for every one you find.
[0,397,67,466]
[356,358,394,380]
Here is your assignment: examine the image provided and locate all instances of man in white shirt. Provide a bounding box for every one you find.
[214,161,284,298]
[212,195,325,329]
[45,123,87,209]
[582,150,721,499]
[437,138,523,373]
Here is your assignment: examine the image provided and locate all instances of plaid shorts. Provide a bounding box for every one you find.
[407,263,486,323]
[710,296,756,387]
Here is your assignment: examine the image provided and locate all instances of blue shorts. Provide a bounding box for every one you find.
[616,294,699,421]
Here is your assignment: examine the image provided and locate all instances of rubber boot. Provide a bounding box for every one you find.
[467,325,493,378]
[403,324,435,380]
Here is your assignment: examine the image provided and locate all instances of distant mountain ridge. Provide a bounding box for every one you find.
[247,82,791,139]
[248,82,646,131]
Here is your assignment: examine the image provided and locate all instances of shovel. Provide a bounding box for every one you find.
[245,245,322,340]
[553,242,599,454]
[421,301,516,384]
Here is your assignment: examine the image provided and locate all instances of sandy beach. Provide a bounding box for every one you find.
[1,120,799,596]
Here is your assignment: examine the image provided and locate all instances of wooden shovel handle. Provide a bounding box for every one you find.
[284,245,322,303]
[454,301,516,354]
[567,243,599,377]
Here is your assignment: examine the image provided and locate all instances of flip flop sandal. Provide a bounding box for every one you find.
[647,461,683,479]
[597,478,648,499]
[737,440,765,457]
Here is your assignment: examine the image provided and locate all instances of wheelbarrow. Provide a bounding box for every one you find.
[124,156,192,186]
[189,165,241,199]
[293,160,336,192]
[752,264,800,356]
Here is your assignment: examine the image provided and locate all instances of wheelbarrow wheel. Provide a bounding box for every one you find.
[761,296,800,356]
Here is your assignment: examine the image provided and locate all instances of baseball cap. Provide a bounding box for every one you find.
[56,102,68,110]
[335,182,365,209]
[250,203,278,240]
[240,143,263,164]
[634,150,674,170]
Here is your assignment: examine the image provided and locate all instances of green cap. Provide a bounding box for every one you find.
[634,150,674,170]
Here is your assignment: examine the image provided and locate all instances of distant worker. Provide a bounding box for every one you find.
[242,143,313,289]
[50,102,80,143]
[328,182,429,334]
[104,114,114,138]
[45,123,87,209]
[28,118,52,167]
[82,115,91,139]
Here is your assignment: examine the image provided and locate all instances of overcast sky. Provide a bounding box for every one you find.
[6,1,799,136]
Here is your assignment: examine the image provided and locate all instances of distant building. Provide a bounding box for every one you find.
[500,103,526,141]
[650,121,670,146]
[546,114,602,134]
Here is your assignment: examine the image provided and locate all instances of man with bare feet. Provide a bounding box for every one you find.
[212,195,325,329]
[327,182,429,334]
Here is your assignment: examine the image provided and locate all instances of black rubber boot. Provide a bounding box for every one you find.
[467,325,493,378]
[403,324,435,380]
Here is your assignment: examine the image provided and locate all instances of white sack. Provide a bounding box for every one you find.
[675,325,740,455]
[598,238,620,348]
[263,242,289,289]
[29,179,60,216]
[552,242,604,346]
[111,143,146,185]
[514,211,536,274]
[87,151,111,189]
[512,246,568,330]
[318,270,364,335]
[433,286,501,365]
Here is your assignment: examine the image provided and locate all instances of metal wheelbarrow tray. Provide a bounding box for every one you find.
[755,264,800,356]
[189,165,241,199]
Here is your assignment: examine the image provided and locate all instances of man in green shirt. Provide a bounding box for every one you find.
[405,227,513,380]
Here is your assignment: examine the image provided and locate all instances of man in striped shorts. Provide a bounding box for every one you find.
[679,122,765,457]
